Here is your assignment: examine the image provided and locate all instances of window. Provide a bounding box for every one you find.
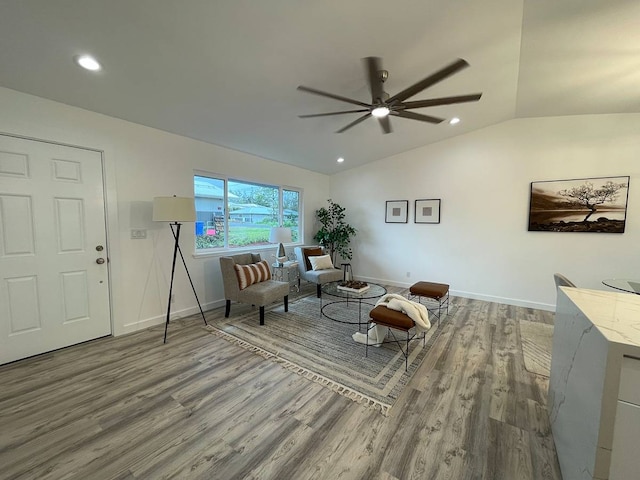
[194,176,225,249]
[194,174,301,251]
[283,189,300,242]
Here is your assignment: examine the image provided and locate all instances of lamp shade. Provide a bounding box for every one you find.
[152,196,196,222]
[269,227,292,244]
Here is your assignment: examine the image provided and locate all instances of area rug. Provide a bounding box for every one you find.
[519,320,553,377]
[205,289,446,415]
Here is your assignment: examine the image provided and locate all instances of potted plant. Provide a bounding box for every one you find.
[313,199,357,265]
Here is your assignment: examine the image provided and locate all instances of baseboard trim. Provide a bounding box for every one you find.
[121,299,225,335]
[452,290,555,312]
[120,280,556,336]
[357,276,555,312]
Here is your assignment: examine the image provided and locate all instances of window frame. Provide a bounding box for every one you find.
[193,171,303,256]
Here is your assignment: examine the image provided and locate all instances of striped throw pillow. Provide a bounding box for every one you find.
[234,260,271,290]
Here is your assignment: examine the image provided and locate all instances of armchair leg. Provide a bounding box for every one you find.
[260,306,265,325]
[316,284,322,298]
[225,299,231,318]
[284,295,289,312]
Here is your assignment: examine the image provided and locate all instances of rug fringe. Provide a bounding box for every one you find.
[205,324,390,415]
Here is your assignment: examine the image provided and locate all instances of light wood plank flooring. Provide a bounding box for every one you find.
[0,296,561,480]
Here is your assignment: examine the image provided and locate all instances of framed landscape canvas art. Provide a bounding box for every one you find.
[385,200,408,223]
[415,199,441,224]
[528,176,630,233]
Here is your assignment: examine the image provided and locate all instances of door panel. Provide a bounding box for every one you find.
[0,135,111,364]
[6,275,41,332]
[0,150,29,177]
[0,194,35,254]
[55,197,85,252]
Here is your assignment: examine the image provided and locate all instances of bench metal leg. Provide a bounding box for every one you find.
[407,292,449,328]
[368,326,413,372]
[406,331,410,371]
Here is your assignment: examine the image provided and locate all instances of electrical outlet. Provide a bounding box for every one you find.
[130,229,147,239]
[406,271,411,278]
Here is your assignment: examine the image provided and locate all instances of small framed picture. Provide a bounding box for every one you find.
[385,200,408,223]
[415,199,441,224]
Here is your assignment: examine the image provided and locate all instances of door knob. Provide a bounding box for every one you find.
[96,258,105,265]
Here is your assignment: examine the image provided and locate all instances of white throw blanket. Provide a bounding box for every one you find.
[352,294,431,346]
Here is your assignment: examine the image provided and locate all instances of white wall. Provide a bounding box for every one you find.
[3,84,637,332]
[0,86,331,335]
[330,114,640,310]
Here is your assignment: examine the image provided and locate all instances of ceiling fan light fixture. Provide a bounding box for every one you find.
[371,106,390,118]
[449,117,460,125]
[74,54,102,71]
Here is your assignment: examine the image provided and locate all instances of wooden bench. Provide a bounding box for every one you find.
[367,305,425,371]
[408,281,449,325]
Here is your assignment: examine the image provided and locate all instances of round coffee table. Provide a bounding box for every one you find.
[320,281,387,331]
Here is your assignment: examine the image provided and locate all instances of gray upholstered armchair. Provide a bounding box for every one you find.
[219,253,289,325]
[294,246,343,298]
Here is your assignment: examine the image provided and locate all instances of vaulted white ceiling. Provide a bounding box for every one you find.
[1,0,638,174]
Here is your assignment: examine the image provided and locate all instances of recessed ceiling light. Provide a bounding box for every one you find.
[337,157,345,163]
[371,106,390,118]
[449,117,460,125]
[74,55,102,71]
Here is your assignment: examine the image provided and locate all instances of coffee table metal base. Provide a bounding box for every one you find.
[320,299,379,331]
[320,281,387,332]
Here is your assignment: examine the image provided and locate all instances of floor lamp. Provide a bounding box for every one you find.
[153,196,208,343]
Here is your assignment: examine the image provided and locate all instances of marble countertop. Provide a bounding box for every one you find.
[560,287,640,348]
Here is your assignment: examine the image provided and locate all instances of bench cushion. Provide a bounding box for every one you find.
[410,281,449,299]
[369,305,415,330]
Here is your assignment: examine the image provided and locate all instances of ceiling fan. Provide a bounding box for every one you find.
[297,57,482,134]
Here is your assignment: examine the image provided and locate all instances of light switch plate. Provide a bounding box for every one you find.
[131,229,147,239]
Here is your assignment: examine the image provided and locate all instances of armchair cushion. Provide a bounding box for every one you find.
[234,260,271,290]
[309,254,334,271]
[237,279,289,305]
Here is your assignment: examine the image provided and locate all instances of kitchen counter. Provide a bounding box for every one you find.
[549,287,640,480]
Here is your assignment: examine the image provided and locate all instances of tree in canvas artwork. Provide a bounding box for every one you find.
[528,176,630,233]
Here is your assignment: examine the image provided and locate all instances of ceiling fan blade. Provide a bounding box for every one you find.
[336,113,371,133]
[401,93,482,109]
[387,58,470,104]
[364,57,384,103]
[393,110,444,124]
[297,85,370,108]
[378,115,392,134]
[299,109,369,118]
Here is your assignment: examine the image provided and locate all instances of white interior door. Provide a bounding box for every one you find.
[0,134,111,365]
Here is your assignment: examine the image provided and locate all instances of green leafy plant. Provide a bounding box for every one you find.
[313,199,356,264]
